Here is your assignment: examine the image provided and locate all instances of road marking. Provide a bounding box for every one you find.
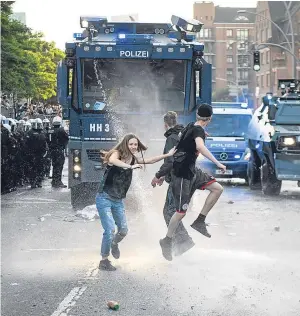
[50,286,87,316]
[85,264,99,278]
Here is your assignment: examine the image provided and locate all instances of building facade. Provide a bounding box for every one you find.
[254,1,300,103]
[193,2,256,102]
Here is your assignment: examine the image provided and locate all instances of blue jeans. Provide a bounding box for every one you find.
[96,192,128,257]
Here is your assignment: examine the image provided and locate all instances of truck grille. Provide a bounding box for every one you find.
[212,151,244,161]
[86,149,102,162]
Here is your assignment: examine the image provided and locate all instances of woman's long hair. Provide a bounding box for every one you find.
[101,133,147,164]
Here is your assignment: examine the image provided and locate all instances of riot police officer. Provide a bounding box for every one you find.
[50,116,69,188]
[43,118,52,178]
[26,118,48,188]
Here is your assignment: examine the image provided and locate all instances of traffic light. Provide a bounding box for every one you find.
[253,51,260,71]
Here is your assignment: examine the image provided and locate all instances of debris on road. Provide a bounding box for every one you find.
[75,205,99,221]
[274,226,280,232]
[107,300,120,311]
[228,200,234,204]
[38,217,45,222]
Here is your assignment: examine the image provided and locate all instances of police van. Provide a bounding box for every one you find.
[197,102,252,182]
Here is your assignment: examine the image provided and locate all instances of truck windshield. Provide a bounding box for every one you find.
[81,59,185,112]
[206,114,252,137]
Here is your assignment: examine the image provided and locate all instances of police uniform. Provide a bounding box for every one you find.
[50,125,69,188]
[26,122,48,188]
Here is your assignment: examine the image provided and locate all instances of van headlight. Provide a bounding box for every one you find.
[243,149,251,161]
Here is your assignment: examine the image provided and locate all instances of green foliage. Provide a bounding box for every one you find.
[1,1,65,100]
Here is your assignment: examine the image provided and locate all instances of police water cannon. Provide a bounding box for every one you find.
[171,15,203,42]
[57,14,211,209]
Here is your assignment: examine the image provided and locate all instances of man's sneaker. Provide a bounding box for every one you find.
[111,242,120,259]
[191,221,211,238]
[99,259,116,271]
[173,238,195,257]
[159,237,173,261]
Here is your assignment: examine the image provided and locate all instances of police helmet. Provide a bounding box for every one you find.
[24,121,31,132]
[35,118,43,130]
[43,118,51,128]
[3,124,11,133]
[52,116,62,126]
[7,118,17,126]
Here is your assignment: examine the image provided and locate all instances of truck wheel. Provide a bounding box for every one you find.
[247,156,261,190]
[71,183,98,210]
[261,162,282,196]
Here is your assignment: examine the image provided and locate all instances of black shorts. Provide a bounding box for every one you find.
[170,169,216,213]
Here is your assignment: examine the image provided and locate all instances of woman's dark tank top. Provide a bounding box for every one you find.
[98,156,135,199]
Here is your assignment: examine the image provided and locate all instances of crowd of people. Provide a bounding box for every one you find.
[1,95,62,121]
[1,114,69,194]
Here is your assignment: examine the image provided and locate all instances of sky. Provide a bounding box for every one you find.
[13,0,257,50]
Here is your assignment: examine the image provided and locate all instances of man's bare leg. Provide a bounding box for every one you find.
[191,182,223,237]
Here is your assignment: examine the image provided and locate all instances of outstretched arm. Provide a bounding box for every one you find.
[136,147,176,164]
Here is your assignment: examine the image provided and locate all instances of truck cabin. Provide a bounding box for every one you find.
[58,15,212,139]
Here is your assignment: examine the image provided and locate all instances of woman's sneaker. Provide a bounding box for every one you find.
[111,242,120,259]
[99,259,116,271]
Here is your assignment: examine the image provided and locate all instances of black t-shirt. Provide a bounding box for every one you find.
[173,122,206,179]
[99,156,135,200]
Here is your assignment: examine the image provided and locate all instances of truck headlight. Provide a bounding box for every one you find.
[282,137,296,146]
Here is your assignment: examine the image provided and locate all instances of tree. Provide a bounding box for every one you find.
[1,1,64,100]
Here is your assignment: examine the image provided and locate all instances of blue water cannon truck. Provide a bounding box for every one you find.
[57,15,212,209]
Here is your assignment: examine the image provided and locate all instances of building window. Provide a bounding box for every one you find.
[226,29,233,37]
[266,51,270,64]
[237,29,249,40]
[227,68,233,81]
[256,75,260,87]
[267,74,270,87]
[204,55,214,64]
[206,16,208,20]
[261,52,264,65]
[261,75,264,87]
[261,29,264,42]
[227,55,233,63]
[238,55,250,67]
[199,28,212,38]
[238,70,248,80]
